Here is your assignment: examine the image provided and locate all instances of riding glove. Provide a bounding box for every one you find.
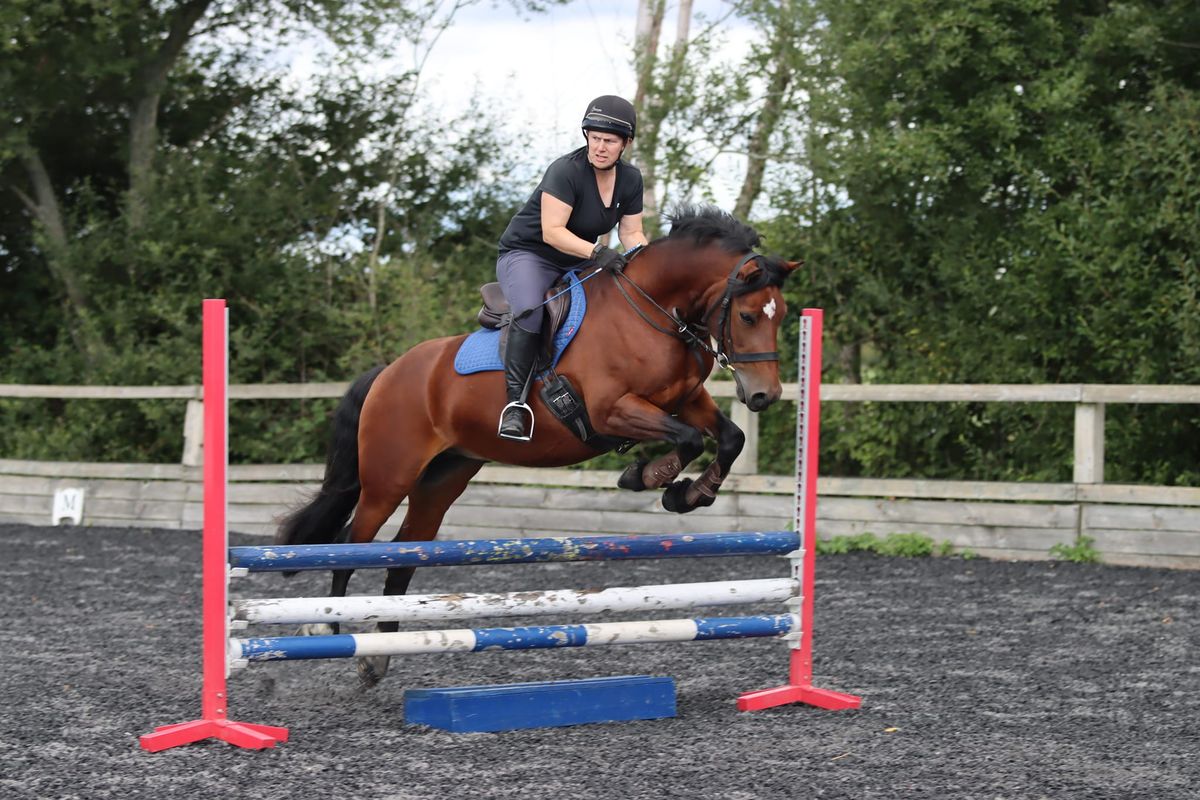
[591,244,627,274]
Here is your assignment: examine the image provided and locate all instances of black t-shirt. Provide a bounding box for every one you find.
[499,147,644,268]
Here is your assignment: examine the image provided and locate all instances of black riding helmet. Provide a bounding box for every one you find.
[581,95,636,140]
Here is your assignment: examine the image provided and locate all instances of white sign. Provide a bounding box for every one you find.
[52,488,85,526]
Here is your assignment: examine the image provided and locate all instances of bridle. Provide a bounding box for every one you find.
[609,249,780,370]
[702,251,782,367]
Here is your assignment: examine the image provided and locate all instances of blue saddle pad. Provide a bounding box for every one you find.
[454,271,587,375]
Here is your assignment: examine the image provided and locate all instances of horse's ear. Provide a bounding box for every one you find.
[782,259,804,274]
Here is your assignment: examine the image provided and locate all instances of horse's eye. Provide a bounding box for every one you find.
[739,311,755,325]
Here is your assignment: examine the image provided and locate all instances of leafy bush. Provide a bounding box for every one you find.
[1049,536,1101,564]
[817,531,941,558]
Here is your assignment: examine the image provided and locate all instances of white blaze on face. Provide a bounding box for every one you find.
[762,298,777,320]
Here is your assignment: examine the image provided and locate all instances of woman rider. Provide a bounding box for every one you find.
[495,95,648,440]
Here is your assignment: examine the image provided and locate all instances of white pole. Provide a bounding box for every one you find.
[232,578,797,626]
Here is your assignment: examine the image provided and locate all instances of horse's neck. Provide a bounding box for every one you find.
[625,244,726,322]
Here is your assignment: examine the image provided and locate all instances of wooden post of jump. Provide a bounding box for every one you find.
[139,299,289,752]
[736,308,862,712]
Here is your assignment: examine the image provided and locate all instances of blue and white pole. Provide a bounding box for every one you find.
[228,531,802,573]
[231,614,798,665]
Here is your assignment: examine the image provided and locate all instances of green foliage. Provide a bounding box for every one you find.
[935,539,977,559]
[0,0,531,464]
[757,0,1200,486]
[816,531,939,558]
[2,0,1198,491]
[1049,535,1102,564]
[875,532,935,558]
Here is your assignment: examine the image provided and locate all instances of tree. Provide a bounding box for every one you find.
[632,0,786,234]
[0,0,552,373]
[0,0,546,463]
[732,0,804,220]
[760,0,1200,483]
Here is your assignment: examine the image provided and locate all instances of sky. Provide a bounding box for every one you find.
[284,0,757,207]
[420,0,734,152]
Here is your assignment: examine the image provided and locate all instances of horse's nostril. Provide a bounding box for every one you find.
[748,392,769,411]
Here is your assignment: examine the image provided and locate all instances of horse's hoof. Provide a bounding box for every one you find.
[617,459,648,491]
[662,479,697,514]
[357,655,390,687]
[297,623,337,637]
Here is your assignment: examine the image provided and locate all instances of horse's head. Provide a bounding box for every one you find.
[707,254,802,411]
[661,205,804,412]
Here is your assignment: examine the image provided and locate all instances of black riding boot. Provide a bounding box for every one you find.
[498,324,541,441]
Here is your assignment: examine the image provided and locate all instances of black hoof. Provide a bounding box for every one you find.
[617,459,649,491]
[662,479,698,514]
[357,655,389,688]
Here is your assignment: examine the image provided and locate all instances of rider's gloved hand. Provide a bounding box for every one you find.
[591,244,627,274]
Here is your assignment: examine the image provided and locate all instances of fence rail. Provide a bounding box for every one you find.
[3,381,1199,568]
[5,380,1200,481]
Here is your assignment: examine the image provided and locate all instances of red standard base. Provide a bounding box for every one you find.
[139,719,289,752]
[737,684,862,712]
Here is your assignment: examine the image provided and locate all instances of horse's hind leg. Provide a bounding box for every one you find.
[298,526,353,637]
[357,451,485,688]
[301,495,400,637]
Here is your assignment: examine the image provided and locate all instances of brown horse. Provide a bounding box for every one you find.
[276,206,801,684]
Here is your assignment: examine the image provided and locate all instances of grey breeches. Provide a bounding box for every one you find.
[496,250,573,334]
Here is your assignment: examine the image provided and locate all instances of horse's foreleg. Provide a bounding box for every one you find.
[602,394,706,494]
[656,392,744,514]
[662,409,744,513]
[617,450,688,492]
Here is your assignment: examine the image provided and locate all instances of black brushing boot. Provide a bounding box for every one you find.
[497,323,541,441]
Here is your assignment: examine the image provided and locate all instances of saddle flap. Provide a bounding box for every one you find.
[543,281,572,343]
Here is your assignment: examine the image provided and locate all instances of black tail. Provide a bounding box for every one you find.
[274,366,386,550]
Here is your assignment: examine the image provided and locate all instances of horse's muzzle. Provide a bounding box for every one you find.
[746,391,772,412]
[733,372,780,412]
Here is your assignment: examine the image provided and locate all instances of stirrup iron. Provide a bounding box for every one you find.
[498,401,535,441]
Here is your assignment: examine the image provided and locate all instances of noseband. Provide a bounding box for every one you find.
[610,250,780,370]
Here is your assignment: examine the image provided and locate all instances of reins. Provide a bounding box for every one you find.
[524,245,782,371]
[610,248,780,370]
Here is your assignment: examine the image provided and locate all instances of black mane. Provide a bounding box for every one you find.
[666,204,761,252]
[663,204,790,289]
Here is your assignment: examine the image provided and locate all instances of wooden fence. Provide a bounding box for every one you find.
[2,381,1199,568]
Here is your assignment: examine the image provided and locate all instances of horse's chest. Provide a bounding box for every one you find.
[640,358,712,408]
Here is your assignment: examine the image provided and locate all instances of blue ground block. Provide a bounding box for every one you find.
[404,675,677,733]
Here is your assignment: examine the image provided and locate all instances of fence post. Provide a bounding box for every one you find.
[1073,402,1105,484]
[729,402,759,475]
[182,398,204,467]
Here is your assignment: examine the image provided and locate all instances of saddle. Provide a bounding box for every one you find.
[476,276,574,361]
[473,275,630,453]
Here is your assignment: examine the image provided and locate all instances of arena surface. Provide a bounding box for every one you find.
[1,523,1196,800]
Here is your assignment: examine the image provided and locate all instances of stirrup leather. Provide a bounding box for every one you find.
[498,401,535,441]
